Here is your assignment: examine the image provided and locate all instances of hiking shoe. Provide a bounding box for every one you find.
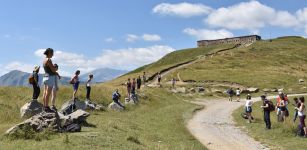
[43,106,52,113]
[51,105,57,112]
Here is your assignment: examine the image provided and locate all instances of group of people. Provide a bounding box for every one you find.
[242,92,306,137]
[227,88,242,102]
[30,48,94,112]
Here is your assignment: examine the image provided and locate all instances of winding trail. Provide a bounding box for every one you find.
[187,94,307,150]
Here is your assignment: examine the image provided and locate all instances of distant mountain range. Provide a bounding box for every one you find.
[0,68,127,87]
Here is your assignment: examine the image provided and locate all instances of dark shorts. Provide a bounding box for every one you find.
[300,115,306,127]
[245,106,252,113]
[158,78,161,82]
[73,82,80,91]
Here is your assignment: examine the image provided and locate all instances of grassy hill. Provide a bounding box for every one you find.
[163,37,307,93]
[0,36,307,149]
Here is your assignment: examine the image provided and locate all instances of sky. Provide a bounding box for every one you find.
[0,0,306,76]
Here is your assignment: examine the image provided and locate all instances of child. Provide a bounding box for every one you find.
[86,74,94,101]
[71,70,81,100]
[32,66,40,101]
[51,64,61,111]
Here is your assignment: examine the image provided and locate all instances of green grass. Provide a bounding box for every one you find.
[0,86,205,150]
[233,99,307,150]
[164,37,307,93]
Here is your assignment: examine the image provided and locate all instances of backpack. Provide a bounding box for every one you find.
[28,75,35,84]
[268,101,275,112]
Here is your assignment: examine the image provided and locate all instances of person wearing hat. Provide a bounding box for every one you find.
[42,48,60,112]
[261,95,271,129]
[32,66,40,101]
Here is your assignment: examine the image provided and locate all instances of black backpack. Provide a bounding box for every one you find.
[268,101,275,112]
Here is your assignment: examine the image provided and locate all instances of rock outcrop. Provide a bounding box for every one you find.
[108,102,124,111]
[20,100,43,119]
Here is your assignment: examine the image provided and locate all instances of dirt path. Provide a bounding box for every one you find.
[187,94,307,150]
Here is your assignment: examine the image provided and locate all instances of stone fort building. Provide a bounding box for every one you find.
[197,35,261,47]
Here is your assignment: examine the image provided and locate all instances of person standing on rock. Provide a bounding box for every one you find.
[70,70,80,100]
[86,74,94,101]
[112,89,125,109]
[126,78,132,99]
[245,94,253,123]
[42,48,59,112]
[32,66,40,101]
[236,88,241,102]
[137,76,142,91]
[295,96,307,137]
[261,95,271,129]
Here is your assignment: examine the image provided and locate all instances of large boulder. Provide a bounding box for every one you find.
[108,102,124,111]
[242,88,259,93]
[20,100,43,119]
[62,109,90,124]
[61,99,86,111]
[176,87,186,93]
[85,100,105,111]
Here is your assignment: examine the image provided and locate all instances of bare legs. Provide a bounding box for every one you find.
[43,85,52,108]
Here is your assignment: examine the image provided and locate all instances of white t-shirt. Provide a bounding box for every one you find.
[245,100,253,107]
[236,90,241,95]
[87,79,93,87]
[298,104,306,116]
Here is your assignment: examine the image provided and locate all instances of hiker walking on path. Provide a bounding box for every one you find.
[51,64,61,111]
[71,70,80,100]
[261,95,271,129]
[227,88,235,101]
[236,88,241,102]
[86,74,93,101]
[126,78,132,99]
[31,66,40,101]
[112,89,125,109]
[245,94,253,123]
[293,97,300,123]
[295,96,307,137]
[136,76,142,91]
[157,72,162,85]
[42,48,60,112]
[171,77,176,89]
[142,72,146,86]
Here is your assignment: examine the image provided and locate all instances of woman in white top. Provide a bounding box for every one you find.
[296,96,307,137]
[245,94,253,123]
[236,88,241,102]
[86,74,94,101]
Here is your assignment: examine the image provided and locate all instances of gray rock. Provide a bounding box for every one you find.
[212,89,223,94]
[61,99,86,111]
[85,100,105,111]
[198,87,205,93]
[278,88,284,92]
[66,109,90,124]
[20,100,43,119]
[125,98,136,105]
[242,88,259,93]
[262,88,270,92]
[108,102,124,111]
[270,88,278,92]
[299,79,304,83]
[176,87,186,93]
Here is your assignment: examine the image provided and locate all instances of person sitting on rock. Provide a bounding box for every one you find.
[112,89,125,109]
[70,70,80,100]
[86,74,94,101]
[42,48,60,112]
[32,66,40,101]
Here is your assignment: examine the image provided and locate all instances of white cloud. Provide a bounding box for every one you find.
[126,34,139,42]
[126,34,162,42]
[105,38,114,42]
[153,2,212,17]
[204,1,305,33]
[142,34,161,41]
[4,61,34,73]
[297,8,307,34]
[270,11,300,27]
[33,45,174,74]
[205,1,275,30]
[183,28,234,40]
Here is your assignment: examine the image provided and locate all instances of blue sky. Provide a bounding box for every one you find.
[0,0,306,76]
